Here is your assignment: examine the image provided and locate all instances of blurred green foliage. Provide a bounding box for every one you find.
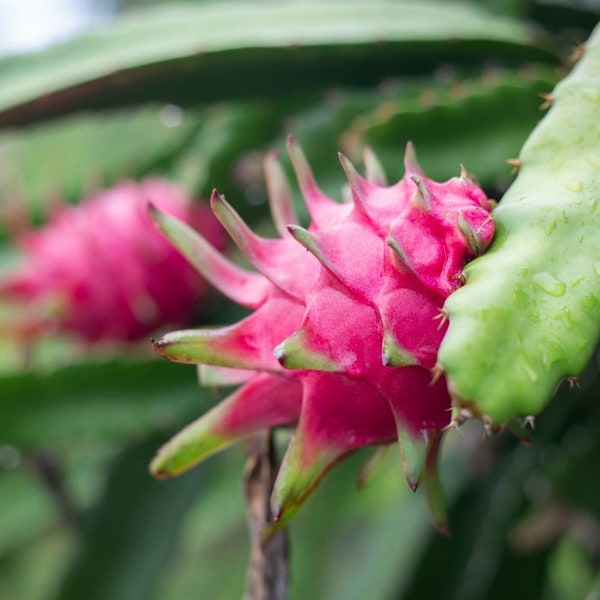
[0,1,598,598]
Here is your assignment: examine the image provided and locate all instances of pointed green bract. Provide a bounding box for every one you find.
[153,325,278,372]
[264,150,299,237]
[439,23,600,424]
[387,236,417,275]
[363,146,388,186]
[151,373,301,478]
[396,425,428,491]
[382,330,420,367]
[422,433,450,536]
[287,225,341,280]
[151,427,230,479]
[274,329,340,372]
[457,212,484,256]
[197,365,253,387]
[270,432,341,527]
[149,203,269,309]
[410,175,432,210]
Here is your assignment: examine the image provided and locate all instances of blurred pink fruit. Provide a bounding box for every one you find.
[0,179,226,343]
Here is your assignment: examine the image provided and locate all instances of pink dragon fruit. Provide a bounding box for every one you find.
[149,138,494,532]
[0,179,226,343]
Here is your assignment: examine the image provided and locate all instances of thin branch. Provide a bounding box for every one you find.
[242,430,289,600]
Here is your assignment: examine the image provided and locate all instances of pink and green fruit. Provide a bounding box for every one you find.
[150,137,494,532]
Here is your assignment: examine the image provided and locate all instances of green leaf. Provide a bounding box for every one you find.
[0,357,222,448]
[0,1,557,127]
[401,437,547,599]
[0,526,73,600]
[54,435,213,600]
[0,468,62,557]
[0,105,201,220]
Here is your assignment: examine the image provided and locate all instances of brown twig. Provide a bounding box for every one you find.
[242,430,289,600]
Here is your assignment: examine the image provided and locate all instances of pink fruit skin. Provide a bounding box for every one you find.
[0,179,226,342]
[151,139,494,528]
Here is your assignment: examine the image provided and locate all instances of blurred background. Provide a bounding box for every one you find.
[0,1,600,598]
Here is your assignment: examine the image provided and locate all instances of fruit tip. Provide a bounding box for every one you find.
[151,336,169,357]
[404,141,423,177]
[338,152,358,181]
[363,145,388,186]
[407,479,419,493]
[409,174,431,210]
[264,147,280,162]
[148,459,173,480]
[435,521,452,538]
[209,188,223,205]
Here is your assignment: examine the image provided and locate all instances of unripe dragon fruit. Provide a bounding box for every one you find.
[150,138,494,532]
[0,179,226,343]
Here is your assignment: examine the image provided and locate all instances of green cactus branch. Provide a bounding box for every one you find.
[439,23,600,424]
[0,1,557,127]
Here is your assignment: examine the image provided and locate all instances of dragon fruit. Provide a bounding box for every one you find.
[0,179,226,343]
[149,138,495,532]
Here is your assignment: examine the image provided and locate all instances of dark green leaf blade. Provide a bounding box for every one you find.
[54,435,213,600]
[0,357,219,448]
[0,1,557,126]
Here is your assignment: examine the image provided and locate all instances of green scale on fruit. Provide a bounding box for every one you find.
[439,24,600,426]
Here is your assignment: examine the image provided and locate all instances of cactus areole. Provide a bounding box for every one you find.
[150,137,494,532]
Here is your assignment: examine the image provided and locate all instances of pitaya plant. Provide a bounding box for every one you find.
[3,2,600,598]
[149,137,494,531]
[0,179,225,343]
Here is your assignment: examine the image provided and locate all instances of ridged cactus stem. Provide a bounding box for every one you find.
[439,24,600,424]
